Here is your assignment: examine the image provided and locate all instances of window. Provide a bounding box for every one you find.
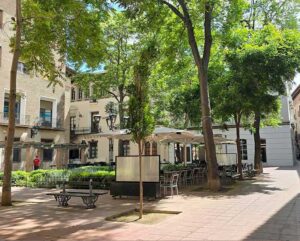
[120,140,130,156]
[71,88,76,101]
[41,139,53,162]
[9,137,21,163]
[0,10,3,29]
[40,100,53,127]
[78,88,83,100]
[17,62,27,74]
[145,142,151,155]
[152,142,157,155]
[13,148,21,162]
[70,116,76,131]
[89,140,98,159]
[3,93,21,124]
[240,139,248,160]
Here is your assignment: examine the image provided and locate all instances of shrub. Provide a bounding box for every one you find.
[162,163,185,171]
[12,171,29,186]
[69,170,115,189]
[0,167,115,189]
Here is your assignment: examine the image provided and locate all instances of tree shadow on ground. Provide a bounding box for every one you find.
[180,173,283,200]
[0,188,155,241]
[245,193,300,240]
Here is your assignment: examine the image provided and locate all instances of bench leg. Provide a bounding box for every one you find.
[55,195,71,207]
[81,196,98,209]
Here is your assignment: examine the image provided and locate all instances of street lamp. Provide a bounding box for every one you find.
[31,124,40,138]
[106,107,117,131]
[123,116,130,129]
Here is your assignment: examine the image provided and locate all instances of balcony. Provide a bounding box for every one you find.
[0,112,30,125]
[71,126,101,136]
[39,117,64,129]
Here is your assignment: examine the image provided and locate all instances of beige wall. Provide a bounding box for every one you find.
[70,95,178,164]
[0,2,71,171]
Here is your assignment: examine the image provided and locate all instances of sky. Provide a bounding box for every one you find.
[291,73,300,92]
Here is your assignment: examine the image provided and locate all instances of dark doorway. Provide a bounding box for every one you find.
[261,139,267,163]
[69,149,79,159]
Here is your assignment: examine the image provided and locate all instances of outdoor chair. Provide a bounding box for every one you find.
[196,167,207,184]
[161,173,179,197]
[178,170,187,187]
[192,168,201,184]
[186,169,194,185]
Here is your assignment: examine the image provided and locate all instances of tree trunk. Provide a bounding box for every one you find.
[2,0,22,206]
[234,114,243,180]
[138,140,143,219]
[180,1,220,190]
[254,110,263,173]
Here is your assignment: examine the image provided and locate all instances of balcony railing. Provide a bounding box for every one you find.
[39,117,64,129]
[71,126,101,135]
[0,112,30,125]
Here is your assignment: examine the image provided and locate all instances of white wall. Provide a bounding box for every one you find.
[214,124,295,166]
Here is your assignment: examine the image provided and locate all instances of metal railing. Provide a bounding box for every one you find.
[0,112,30,125]
[39,117,64,129]
[71,126,101,135]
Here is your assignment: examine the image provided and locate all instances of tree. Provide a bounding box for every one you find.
[2,0,105,206]
[115,0,229,191]
[168,83,201,129]
[2,0,22,207]
[211,61,252,179]
[224,24,300,172]
[73,11,136,129]
[239,0,300,173]
[128,43,156,218]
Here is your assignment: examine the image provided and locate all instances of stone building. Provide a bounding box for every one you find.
[0,0,74,171]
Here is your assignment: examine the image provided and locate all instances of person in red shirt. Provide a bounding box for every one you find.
[33,156,41,170]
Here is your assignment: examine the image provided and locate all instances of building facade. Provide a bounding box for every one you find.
[291,85,300,159]
[70,79,297,167]
[213,95,296,167]
[69,84,184,165]
[0,1,72,171]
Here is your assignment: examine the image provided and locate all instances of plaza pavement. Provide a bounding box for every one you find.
[1,166,300,241]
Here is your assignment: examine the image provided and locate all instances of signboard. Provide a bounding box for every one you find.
[116,155,160,182]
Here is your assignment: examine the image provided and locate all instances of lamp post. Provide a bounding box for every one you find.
[106,107,117,131]
[30,122,40,138]
[122,116,129,129]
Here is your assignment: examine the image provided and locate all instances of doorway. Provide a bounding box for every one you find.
[261,139,267,163]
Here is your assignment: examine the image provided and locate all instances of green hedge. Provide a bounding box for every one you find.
[162,163,199,171]
[0,166,115,189]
